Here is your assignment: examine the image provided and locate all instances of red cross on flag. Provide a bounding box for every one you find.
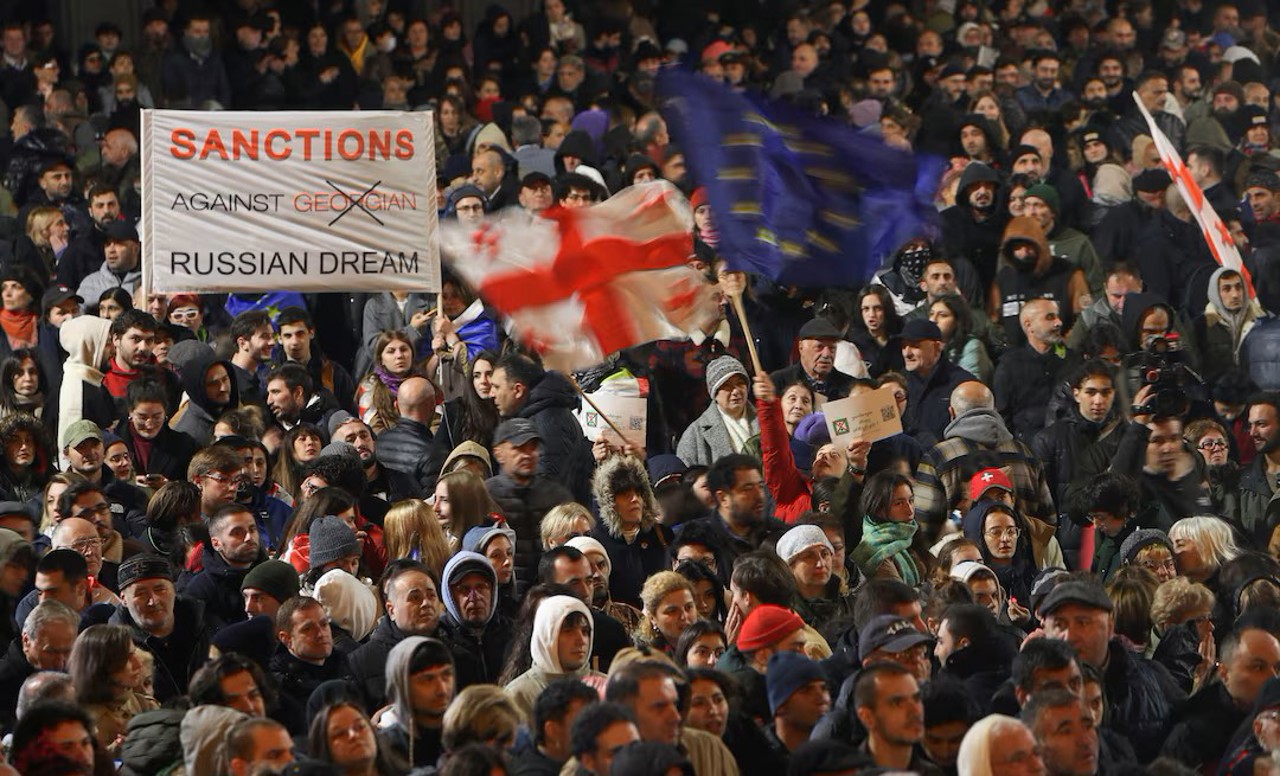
[439,181,721,372]
[1132,92,1255,297]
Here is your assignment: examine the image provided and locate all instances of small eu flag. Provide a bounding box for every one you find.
[659,71,941,288]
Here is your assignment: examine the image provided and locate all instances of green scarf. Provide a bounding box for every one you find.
[850,515,920,586]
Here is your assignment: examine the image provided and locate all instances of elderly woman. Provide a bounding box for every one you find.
[1120,529,1178,584]
[590,454,672,607]
[677,355,759,467]
[540,502,595,550]
[634,571,698,656]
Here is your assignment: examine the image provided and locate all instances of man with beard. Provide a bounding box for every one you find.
[1243,169,1280,250]
[56,184,120,291]
[328,412,390,510]
[942,163,1007,291]
[109,554,211,702]
[1188,146,1239,220]
[678,455,786,575]
[1094,54,1132,115]
[1023,184,1104,298]
[1197,268,1261,386]
[769,317,854,403]
[956,115,998,165]
[994,299,1076,442]
[1016,52,1071,113]
[1236,393,1280,545]
[101,309,157,401]
[991,216,1089,345]
[1173,64,1207,124]
[176,504,264,629]
[854,663,939,774]
[1190,81,1249,149]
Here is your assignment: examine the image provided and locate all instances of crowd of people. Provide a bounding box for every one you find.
[0,1,1279,776]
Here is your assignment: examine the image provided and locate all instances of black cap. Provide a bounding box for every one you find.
[858,615,933,661]
[104,220,139,242]
[939,62,967,79]
[493,418,541,446]
[0,501,33,522]
[900,318,943,342]
[41,284,81,312]
[1038,580,1114,617]
[38,156,72,175]
[520,171,552,189]
[117,554,174,589]
[1011,144,1041,163]
[797,317,843,340]
[1133,168,1172,193]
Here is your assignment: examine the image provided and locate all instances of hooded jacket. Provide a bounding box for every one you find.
[504,595,604,723]
[314,567,379,643]
[57,315,114,448]
[991,216,1088,343]
[1198,265,1262,382]
[516,370,595,502]
[942,161,1008,290]
[437,551,513,688]
[962,500,1041,602]
[168,340,240,447]
[590,454,673,607]
[383,635,448,768]
[348,615,425,710]
[179,705,247,776]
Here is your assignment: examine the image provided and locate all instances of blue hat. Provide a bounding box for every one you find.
[766,651,827,715]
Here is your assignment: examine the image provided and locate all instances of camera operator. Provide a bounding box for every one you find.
[1105,384,1212,528]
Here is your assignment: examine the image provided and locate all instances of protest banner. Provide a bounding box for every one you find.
[142,109,439,293]
[823,385,903,445]
[576,393,647,448]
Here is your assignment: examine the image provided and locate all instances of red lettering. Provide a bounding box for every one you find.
[264,130,292,160]
[296,128,320,159]
[199,129,229,160]
[231,129,259,160]
[368,130,391,160]
[337,129,364,161]
[394,129,414,160]
[324,129,333,161]
[170,129,196,159]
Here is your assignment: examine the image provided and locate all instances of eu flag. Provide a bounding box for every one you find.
[659,71,941,288]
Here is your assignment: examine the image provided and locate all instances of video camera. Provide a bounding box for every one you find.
[1126,332,1202,418]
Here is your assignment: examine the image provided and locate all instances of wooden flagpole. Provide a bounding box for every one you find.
[728,292,764,375]
[568,375,632,442]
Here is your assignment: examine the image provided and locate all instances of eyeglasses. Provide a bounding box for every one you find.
[1137,558,1177,572]
[130,412,165,426]
[67,537,102,553]
[1197,439,1228,450]
[169,309,200,321]
[204,472,249,486]
[984,527,1021,539]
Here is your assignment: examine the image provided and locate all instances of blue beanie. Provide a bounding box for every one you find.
[766,651,827,715]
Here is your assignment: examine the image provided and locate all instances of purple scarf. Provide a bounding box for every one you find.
[374,364,407,394]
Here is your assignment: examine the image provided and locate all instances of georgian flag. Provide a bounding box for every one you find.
[439,181,721,371]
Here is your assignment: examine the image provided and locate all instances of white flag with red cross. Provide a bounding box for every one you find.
[1132,92,1254,296]
[439,181,721,372]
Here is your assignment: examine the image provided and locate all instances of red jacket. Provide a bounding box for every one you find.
[758,397,811,523]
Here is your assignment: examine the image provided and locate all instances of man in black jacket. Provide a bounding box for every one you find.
[1039,580,1184,762]
[769,317,854,404]
[0,599,77,730]
[485,419,573,593]
[347,560,441,709]
[901,319,977,446]
[176,504,264,629]
[109,554,211,702]
[490,353,594,502]
[273,306,356,414]
[436,551,513,689]
[374,376,435,500]
[994,298,1076,442]
[1162,625,1280,771]
[269,595,350,734]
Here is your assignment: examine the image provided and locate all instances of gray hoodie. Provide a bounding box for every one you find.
[384,635,452,767]
[440,551,497,626]
[944,407,1014,445]
[180,705,248,776]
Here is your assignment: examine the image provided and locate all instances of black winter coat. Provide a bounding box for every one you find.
[375,417,433,500]
[937,636,1018,716]
[1102,639,1185,763]
[486,473,573,595]
[270,647,351,734]
[515,371,595,503]
[1160,680,1246,772]
[0,637,32,730]
[122,424,200,484]
[437,611,514,689]
[588,522,672,609]
[175,546,260,631]
[993,345,1077,443]
[110,596,211,703]
[347,616,415,711]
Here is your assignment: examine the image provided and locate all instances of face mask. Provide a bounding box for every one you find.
[184,33,213,58]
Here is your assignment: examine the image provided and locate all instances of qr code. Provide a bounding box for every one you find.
[832,418,850,435]
[881,406,896,421]
[629,416,643,430]
[585,412,598,427]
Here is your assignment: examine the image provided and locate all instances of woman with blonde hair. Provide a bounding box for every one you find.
[634,571,698,656]
[441,684,521,754]
[433,469,502,552]
[23,205,68,280]
[1168,516,1242,587]
[539,502,595,550]
[382,500,451,579]
[69,623,158,753]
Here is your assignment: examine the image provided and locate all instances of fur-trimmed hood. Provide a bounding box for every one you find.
[591,454,661,537]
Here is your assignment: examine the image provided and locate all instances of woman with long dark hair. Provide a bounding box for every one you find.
[850,470,932,585]
[310,701,402,776]
[271,423,323,500]
[928,293,992,382]
[0,349,50,422]
[69,624,158,754]
[356,330,426,433]
[847,285,904,376]
[424,350,500,484]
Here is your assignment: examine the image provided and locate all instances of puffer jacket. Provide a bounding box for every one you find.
[517,370,595,502]
[176,542,264,630]
[1103,638,1185,763]
[484,472,573,594]
[374,417,433,499]
[1246,317,1280,391]
[347,616,422,710]
[590,455,672,607]
[119,708,185,776]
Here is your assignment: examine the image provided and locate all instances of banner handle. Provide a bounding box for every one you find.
[729,292,764,375]
[568,375,631,442]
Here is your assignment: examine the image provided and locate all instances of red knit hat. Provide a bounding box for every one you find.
[690,187,709,211]
[737,604,804,652]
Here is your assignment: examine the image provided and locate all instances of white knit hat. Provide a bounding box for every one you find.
[775,524,833,565]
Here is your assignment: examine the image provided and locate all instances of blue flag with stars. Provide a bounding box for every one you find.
[659,71,942,288]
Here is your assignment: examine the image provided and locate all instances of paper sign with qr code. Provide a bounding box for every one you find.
[822,385,904,446]
[575,393,647,447]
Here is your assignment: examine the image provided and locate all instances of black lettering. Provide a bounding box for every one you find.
[319,252,337,274]
[265,253,286,274]
[172,251,190,273]
[289,252,307,274]
[341,252,358,275]
[171,194,188,210]
[397,252,419,274]
[217,253,237,275]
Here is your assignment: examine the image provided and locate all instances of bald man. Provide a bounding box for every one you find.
[376,376,439,499]
[913,380,1058,544]
[993,298,1074,442]
[1017,128,1089,231]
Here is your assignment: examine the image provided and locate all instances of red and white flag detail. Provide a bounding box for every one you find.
[1132,92,1254,296]
[439,181,721,371]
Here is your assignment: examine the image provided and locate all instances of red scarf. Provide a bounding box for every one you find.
[103,361,141,398]
[0,309,35,350]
